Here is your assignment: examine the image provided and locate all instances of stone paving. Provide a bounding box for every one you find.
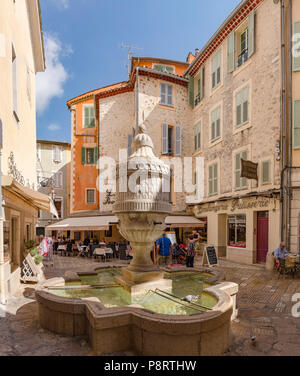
[1,255,300,356]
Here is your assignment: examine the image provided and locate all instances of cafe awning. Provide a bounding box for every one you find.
[46,215,119,231]
[2,175,59,217]
[165,216,205,228]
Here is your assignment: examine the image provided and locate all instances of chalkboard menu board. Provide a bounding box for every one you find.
[205,246,218,267]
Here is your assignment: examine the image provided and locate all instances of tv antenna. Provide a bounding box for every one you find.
[120,43,143,77]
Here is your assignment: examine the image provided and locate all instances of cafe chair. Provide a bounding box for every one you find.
[278,258,295,279]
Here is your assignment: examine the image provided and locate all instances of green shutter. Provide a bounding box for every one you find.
[200,66,204,100]
[262,160,270,185]
[227,32,235,73]
[94,146,98,163]
[81,147,86,164]
[208,165,213,195]
[293,100,300,149]
[188,75,194,108]
[248,10,255,57]
[293,22,300,71]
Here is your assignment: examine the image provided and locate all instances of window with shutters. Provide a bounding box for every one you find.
[52,145,62,163]
[52,171,63,189]
[86,148,95,165]
[235,85,249,128]
[83,105,95,128]
[12,44,19,122]
[211,50,221,90]
[210,106,221,143]
[161,124,182,156]
[153,64,175,74]
[194,122,201,152]
[86,189,96,204]
[194,66,204,106]
[293,22,300,72]
[235,150,248,190]
[208,162,218,196]
[227,11,255,73]
[261,160,271,185]
[160,83,173,107]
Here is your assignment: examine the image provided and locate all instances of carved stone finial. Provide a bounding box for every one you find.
[138,123,147,134]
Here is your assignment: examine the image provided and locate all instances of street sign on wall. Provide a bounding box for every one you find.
[241,159,258,180]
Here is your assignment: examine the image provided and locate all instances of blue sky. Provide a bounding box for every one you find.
[36,0,241,143]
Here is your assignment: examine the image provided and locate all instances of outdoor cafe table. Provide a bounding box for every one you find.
[93,248,113,256]
[57,245,66,255]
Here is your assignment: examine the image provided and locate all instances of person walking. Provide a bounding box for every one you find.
[156,233,173,266]
[186,235,197,268]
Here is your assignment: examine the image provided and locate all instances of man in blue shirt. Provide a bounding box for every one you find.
[156,233,173,266]
[274,243,288,270]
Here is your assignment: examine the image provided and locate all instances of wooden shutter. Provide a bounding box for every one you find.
[94,146,99,163]
[81,147,86,164]
[84,107,89,128]
[214,163,218,194]
[235,153,241,189]
[12,48,18,115]
[188,75,194,108]
[174,125,182,156]
[199,66,204,100]
[236,90,243,127]
[208,165,213,195]
[161,123,168,155]
[262,161,270,185]
[248,11,255,57]
[127,134,133,156]
[293,100,300,149]
[160,83,166,105]
[293,22,300,71]
[194,125,198,151]
[167,85,173,106]
[227,32,235,73]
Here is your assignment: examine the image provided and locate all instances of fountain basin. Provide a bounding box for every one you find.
[35,267,237,356]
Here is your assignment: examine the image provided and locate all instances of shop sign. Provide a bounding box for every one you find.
[241,159,258,180]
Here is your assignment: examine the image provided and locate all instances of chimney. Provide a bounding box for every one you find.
[195,48,200,55]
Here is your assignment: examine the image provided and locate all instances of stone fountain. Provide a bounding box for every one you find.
[113,124,172,294]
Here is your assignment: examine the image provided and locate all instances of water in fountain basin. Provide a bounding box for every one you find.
[50,269,217,315]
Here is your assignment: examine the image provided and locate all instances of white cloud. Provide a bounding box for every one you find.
[36,34,70,113]
[48,123,61,131]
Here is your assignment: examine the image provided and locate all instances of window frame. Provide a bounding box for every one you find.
[210,105,222,144]
[160,82,173,107]
[234,150,249,191]
[211,49,222,91]
[86,188,96,205]
[208,162,219,196]
[52,145,62,163]
[261,160,271,186]
[228,214,247,248]
[53,197,63,219]
[83,104,96,129]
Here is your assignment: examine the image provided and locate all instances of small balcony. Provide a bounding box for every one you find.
[237,50,248,68]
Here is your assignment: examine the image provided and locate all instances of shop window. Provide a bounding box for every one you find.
[228,214,246,248]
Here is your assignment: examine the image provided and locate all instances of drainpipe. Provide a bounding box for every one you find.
[94,94,100,210]
[280,0,287,242]
[287,0,292,250]
[135,67,139,134]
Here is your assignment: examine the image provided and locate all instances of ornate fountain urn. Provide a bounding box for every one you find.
[113,124,172,293]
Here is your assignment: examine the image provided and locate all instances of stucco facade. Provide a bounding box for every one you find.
[37,140,71,234]
[0,0,45,300]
